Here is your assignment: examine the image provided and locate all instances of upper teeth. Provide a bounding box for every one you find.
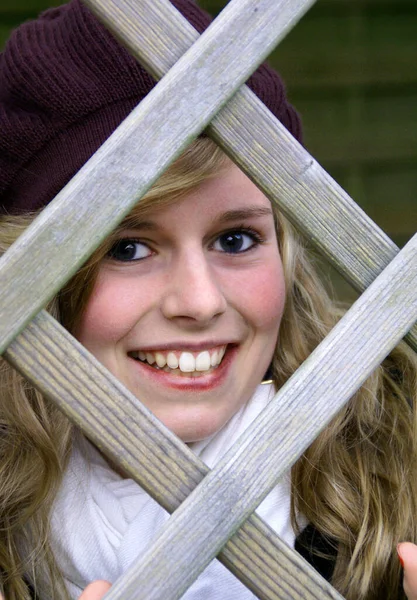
[130,346,227,373]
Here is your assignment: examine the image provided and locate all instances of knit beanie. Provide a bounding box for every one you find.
[0,0,302,215]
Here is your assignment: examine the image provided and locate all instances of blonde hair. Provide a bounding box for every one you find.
[0,138,416,599]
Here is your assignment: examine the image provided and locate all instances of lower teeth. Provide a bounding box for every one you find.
[140,360,217,376]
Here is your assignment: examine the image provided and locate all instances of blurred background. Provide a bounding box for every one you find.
[1,0,416,302]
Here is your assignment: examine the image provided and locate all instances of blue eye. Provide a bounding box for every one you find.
[108,240,151,262]
[213,230,260,254]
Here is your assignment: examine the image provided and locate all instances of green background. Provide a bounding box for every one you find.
[1,0,416,301]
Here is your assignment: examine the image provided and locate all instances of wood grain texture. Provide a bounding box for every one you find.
[4,310,343,600]
[200,0,416,9]
[95,234,417,600]
[84,0,417,352]
[0,0,414,16]
[0,0,315,355]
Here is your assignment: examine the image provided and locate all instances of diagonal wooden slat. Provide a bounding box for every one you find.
[0,0,315,355]
[5,311,343,600]
[96,235,417,599]
[85,0,417,354]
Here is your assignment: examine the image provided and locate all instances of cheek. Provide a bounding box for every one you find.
[238,260,286,332]
[258,269,286,326]
[74,275,143,345]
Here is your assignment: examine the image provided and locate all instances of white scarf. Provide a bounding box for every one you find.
[49,384,295,599]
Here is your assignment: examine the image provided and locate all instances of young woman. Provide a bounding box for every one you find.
[0,1,416,599]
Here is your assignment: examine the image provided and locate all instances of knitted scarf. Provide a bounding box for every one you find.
[47,384,294,599]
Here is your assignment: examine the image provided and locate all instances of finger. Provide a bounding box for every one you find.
[79,580,112,600]
[398,543,417,600]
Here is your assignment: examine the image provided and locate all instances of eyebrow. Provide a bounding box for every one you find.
[118,206,273,232]
[216,207,273,223]
[116,217,158,231]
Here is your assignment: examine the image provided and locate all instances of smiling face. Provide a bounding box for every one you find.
[74,163,285,442]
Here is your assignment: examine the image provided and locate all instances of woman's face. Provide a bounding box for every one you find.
[74,164,285,442]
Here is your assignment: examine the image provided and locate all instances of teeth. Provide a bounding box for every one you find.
[195,351,211,371]
[132,345,227,374]
[210,350,218,367]
[179,352,195,372]
[146,352,155,365]
[167,352,179,369]
[155,352,167,368]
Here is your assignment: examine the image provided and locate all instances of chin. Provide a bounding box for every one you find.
[161,410,231,444]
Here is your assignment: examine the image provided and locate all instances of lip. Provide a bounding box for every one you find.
[128,344,237,391]
[129,341,236,353]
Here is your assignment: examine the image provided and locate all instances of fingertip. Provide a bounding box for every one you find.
[398,543,417,600]
[398,543,417,568]
[79,580,112,599]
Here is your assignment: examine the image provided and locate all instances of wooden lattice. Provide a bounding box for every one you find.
[1,0,416,598]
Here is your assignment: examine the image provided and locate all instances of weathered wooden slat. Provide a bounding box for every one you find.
[199,0,417,13]
[98,234,417,600]
[0,0,315,355]
[84,0,417,353]
[0,0,410,16]
[4,309,343,600]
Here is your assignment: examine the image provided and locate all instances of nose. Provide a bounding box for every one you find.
[161,250,227,325]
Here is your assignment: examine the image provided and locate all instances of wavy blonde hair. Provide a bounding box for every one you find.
[0,138,416,599]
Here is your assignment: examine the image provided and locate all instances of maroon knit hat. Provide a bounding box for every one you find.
[0,0,302,215]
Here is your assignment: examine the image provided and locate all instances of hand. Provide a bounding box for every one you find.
[398,542,417,599]
[0,580,111,600]
[79,581,112,599]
